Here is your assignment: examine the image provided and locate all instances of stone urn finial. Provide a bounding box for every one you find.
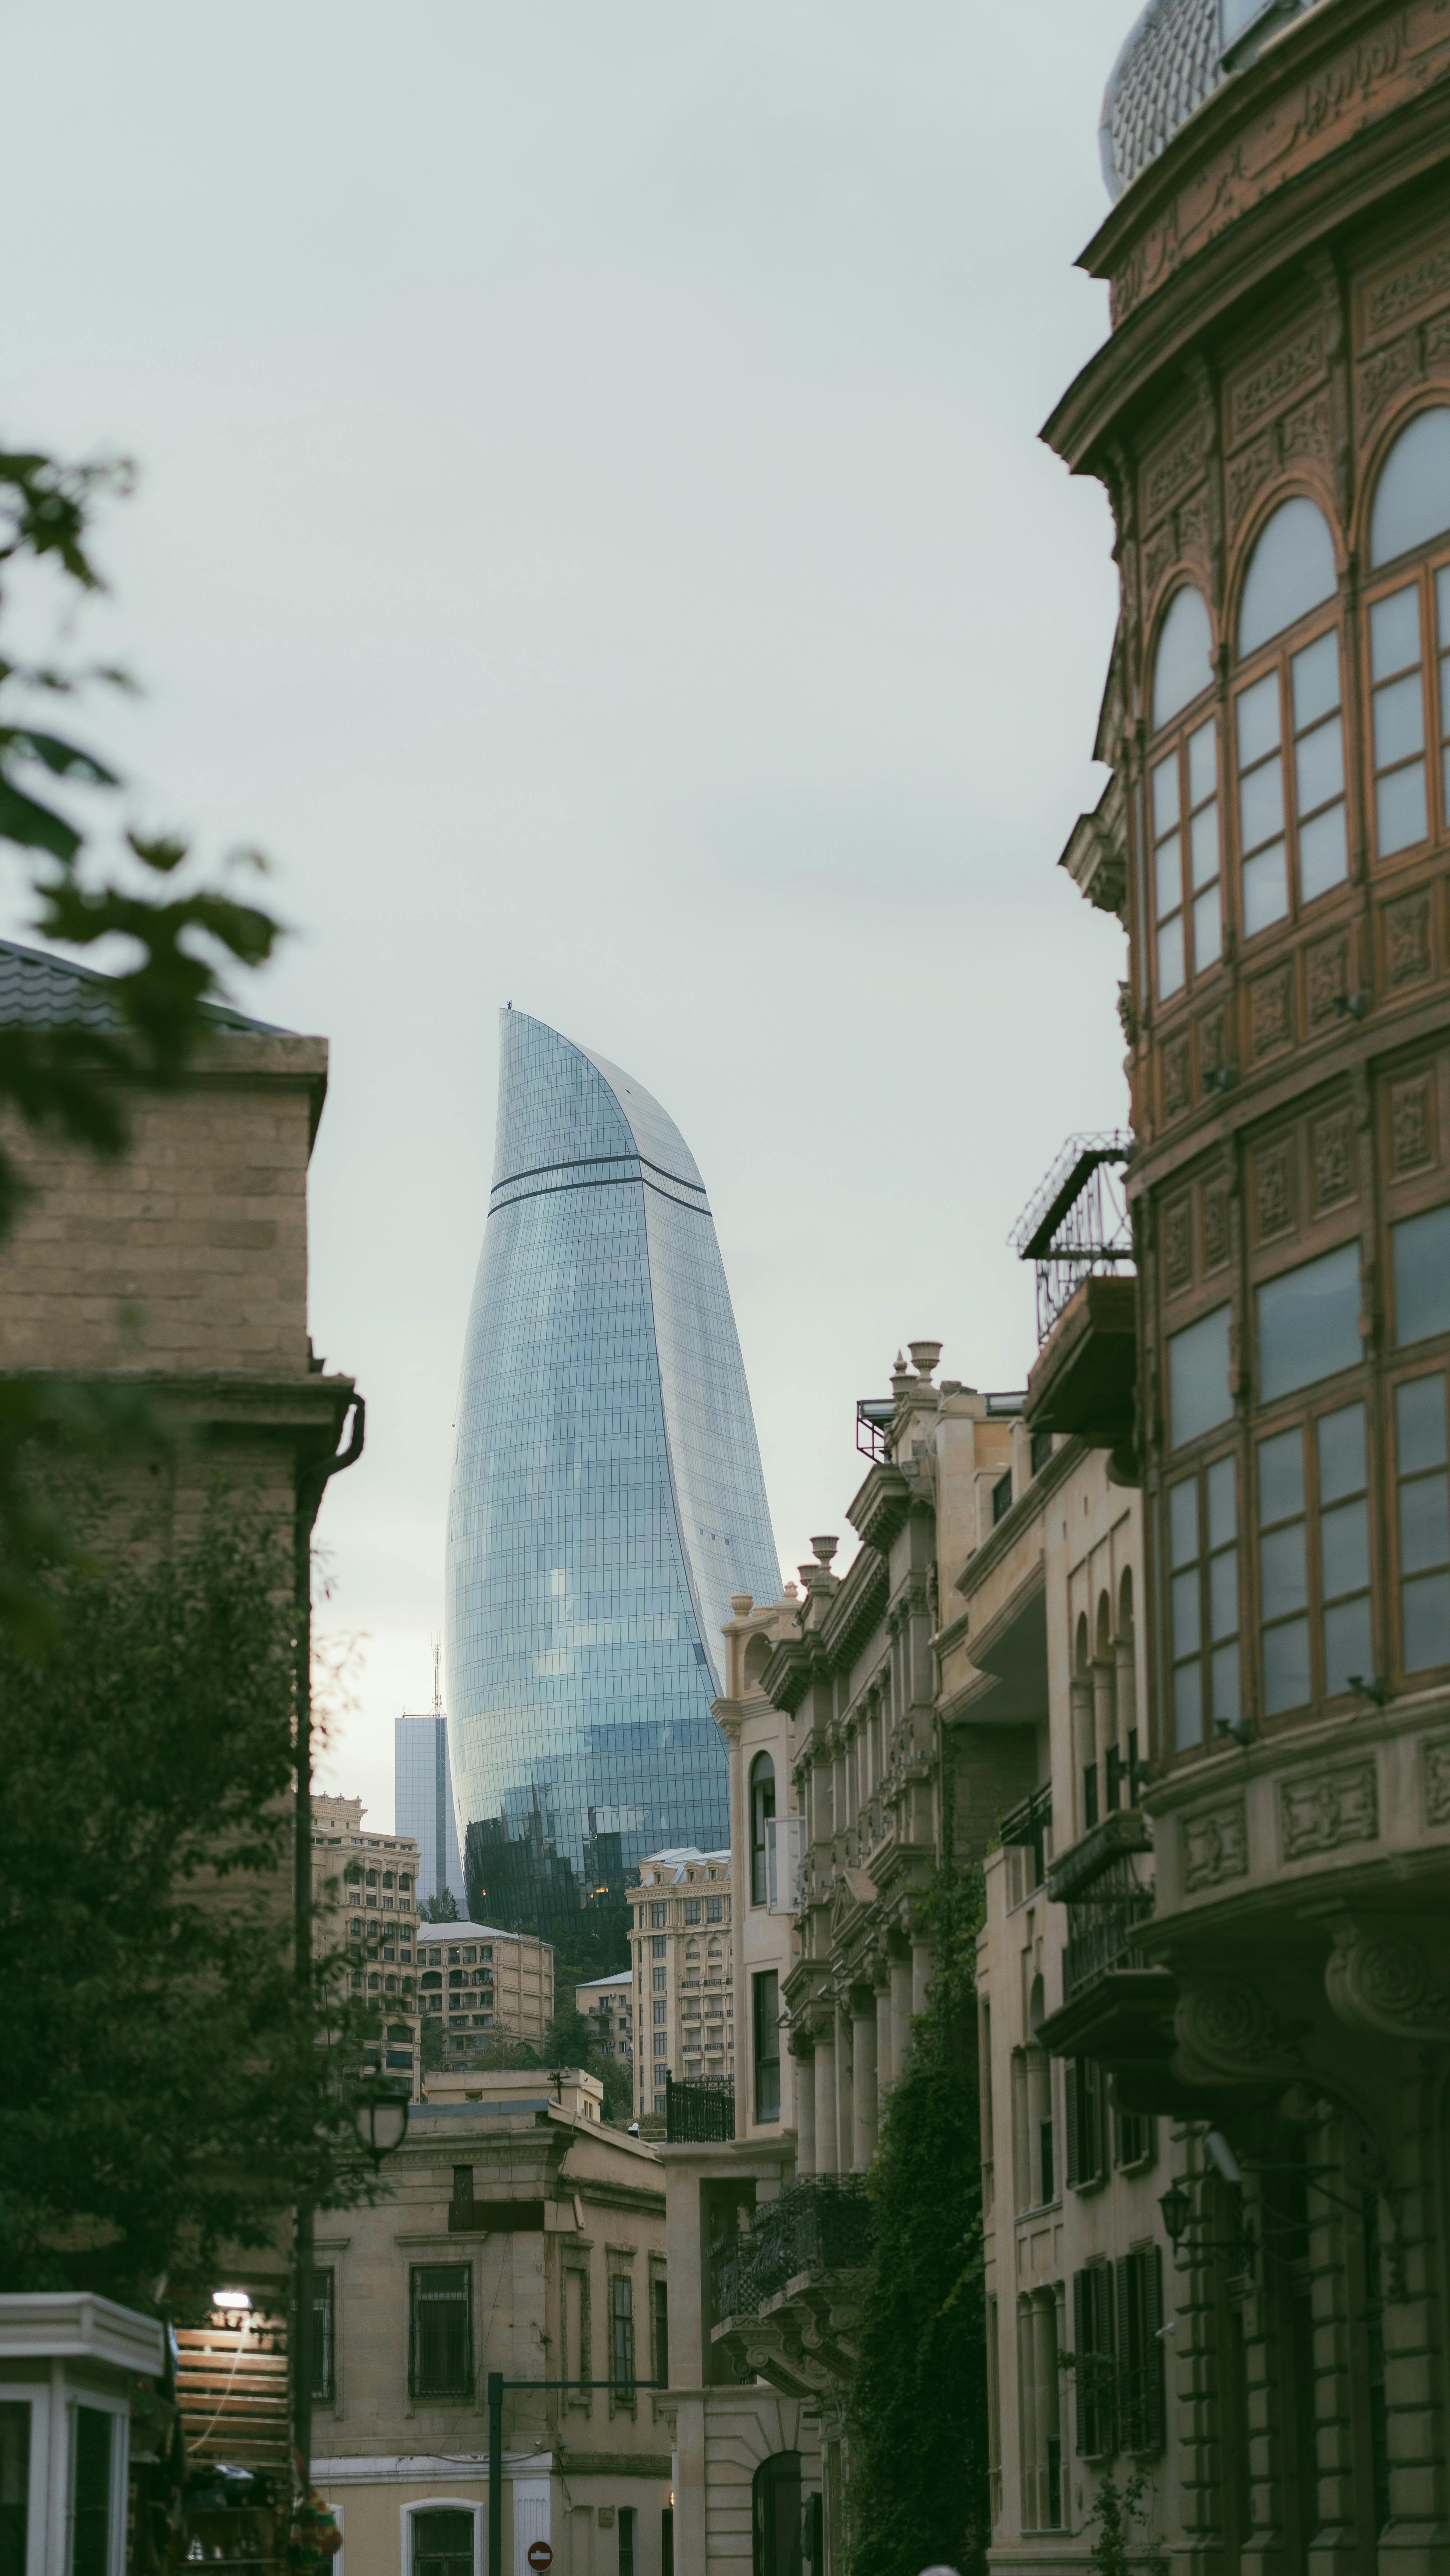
[908,1339,943,1383]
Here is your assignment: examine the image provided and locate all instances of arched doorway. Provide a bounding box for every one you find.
[752,2451,801,2576]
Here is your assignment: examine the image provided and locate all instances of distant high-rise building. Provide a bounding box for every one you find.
[445,1008,779,1931]
[394,1653,464,1907]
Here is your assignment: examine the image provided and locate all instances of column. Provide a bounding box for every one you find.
[835,1998,854,2175]
[1114,1630,1137,1787]
[794,2049,816,2176]
[890,1949,913,2070]
[851,1996,878,2169]
[1069,1671,1095,1832]
[813,2031,838,2175]
[912,1936,932,2017]
[875,1981,893,2097]
[1092,1655,1117,1806]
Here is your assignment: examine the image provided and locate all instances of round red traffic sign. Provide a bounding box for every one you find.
[527,2546,553,2571]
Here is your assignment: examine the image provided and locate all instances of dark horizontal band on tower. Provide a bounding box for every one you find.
[492,1149,706,1196]
[487,1171,714,1218]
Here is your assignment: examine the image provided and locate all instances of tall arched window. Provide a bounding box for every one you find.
[749,1752,775,1907]
[1147,585,1221,1005]
[1364,405,1450,860]
[1232,496,1346,939]
[752,2453,802,2576]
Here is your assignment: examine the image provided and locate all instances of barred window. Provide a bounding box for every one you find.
[409,2265,472,2398]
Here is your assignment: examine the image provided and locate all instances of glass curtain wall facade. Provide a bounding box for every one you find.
[445,1009,779,1927]
[394,1714,465,1907]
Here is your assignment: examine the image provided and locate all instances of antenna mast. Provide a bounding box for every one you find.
[433,1642,443,1717]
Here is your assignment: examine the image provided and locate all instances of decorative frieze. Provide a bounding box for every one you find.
[1162,1037,1191,1119]
[1144,429,1203,522]
[1249,969,1293,1058]
[1306,932,1350,1025]
[1391,1076,1436,1174]
[1312,1110,1355,1210]
[1385,889,1432,987]
[1422,1731,1450,1828]
[1181,1798,1248,1892]
[1279,1761,1378,1861]
[1254,1139,1295,1241]
[1201,1180,1230,1272]
[1175,1977,1308,2072]
[1358,329,1423,423]
[1229,328,1324,441]
[1164,1199,1193,1295]
[1364,237,1450,341]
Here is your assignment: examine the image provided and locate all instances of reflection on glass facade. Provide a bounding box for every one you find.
[445,1009,779,1926]
[394,1713,465,1906]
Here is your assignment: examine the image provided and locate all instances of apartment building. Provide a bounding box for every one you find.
[626,1851,733,2117]
[310,2064,672,2576]
[312,1794,421,2094]
[415,1920,554,2053]
[575,1971,634,2066]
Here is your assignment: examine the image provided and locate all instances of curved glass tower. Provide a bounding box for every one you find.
[446,1009,780,1928]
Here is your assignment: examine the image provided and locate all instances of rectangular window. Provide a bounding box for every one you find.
[684,1900,700,1924]
[1397,1374,1450,1672]
[653,2278,669,2389]
[410,2265,473,2397]
[653,2001,666,2024]
[1259,1425,1311,1715]
[1371,582,1428,854]
[0,2404,29,2576]
[1393,1202,1450,1347]
[1168,1306,1233,1449]
[1072,2264,1117,2459]
[992,1468,1014,1527]
[1236,668,1289,934]
[1152,722,1221,995]
[618,2508,637,2576]
[652,1967,667,1991]
[1064,2056,1106,2189]
[650,1904,668,1929]
[1317,1402,1372,1695]
[650,1933,667,1956]
[69,2408,112,2576]
[1168,1454,1239,1749]
[1116,2246,1166,2454]
[1291,628,1349,899]
[1258,1240,1362,1400]
[1258,1405,1375,1711]
[706,1897,724,1922]
[311,2268,336,2403]
[610,2276,635,2396]
[1153,746,1185,995]
[1114,2106,1155,2170]
[753,1970,781,2123]
[653,2032,667,2057]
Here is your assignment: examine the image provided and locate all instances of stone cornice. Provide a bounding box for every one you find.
[845,1460,918,1555]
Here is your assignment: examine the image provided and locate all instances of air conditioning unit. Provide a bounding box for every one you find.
[764,1815,806,1916]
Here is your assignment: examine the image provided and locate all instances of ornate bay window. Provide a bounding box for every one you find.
[1364,404,1450,864]
[1147,586,1219,1005]
[1231,496,1346,941]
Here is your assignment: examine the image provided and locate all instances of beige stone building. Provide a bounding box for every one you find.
[311,2064,672,2576]
[626,1850,733,2118]
[312,1794,422,2095]
[416,1921,554,2054]
[575,1972,634,2069]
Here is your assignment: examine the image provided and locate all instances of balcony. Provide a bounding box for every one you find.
[711,2176,874,2400]
[664,2071,734,2143]
[1010,1136,1137,1456]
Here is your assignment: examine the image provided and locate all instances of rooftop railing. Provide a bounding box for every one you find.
[1010,1132,1135,1345]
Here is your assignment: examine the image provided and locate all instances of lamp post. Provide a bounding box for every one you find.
[353,2081,411,2171]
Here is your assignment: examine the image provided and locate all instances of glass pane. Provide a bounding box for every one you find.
[1152,587,1214,731]
[1318,1403,1367,1503]
[1154,833,1182,920]
[1298,801,1348,902]
[0,2404,29,2576]
[1324,1593,1374,1696]
[1404,1568,1450,1671]
[71,2409,111,2576]
[1263,1617,1312,1714]
[1173,1656,1204,1749]
[1376,758,1428,855]
[1259,1426,1306,1524]
[1193,883,1222,972]
[1291,629,1341,729]
[1210,1640,1241,1728]
[1238,497,1338,656]
[1190,799,1220,888]
[1240,755,1286,850]
[1370,583,1421,680]
[1236,671,1281,766]
[1321,1498,1370,1599]
[1400,1471,1450,1575]
[1261,1521,1309,1619]
[1151,753,1181,836]
[1393,1202,1450,1346]
[1295,712,1343,812]
[1168,1306,1233,1449]
[1257,1241,1362,1401]
[1172,1566,1202,1657]
[1438,559,1450,644]
[1242,840,1289,934]
[1188,719,1217,807]
[1374,669,1426,764]
[1207,1455,1237,1548]
[1397,1373,1448,1472]
[1209,1547,1239,1642]
[1157,916,1185,1000]
[1439,647,1450,736]
[1169,1478,1200,1568]
[1369,407,1450,566]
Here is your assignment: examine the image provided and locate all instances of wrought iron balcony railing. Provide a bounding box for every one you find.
[665,2072,735,2143]
[1010,1132,1134,1345]
[714,2175,874,2323]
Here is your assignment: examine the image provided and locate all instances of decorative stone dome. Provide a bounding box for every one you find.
[1098,0,1335,202]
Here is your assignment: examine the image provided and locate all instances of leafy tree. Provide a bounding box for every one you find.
[847,1869,990,2576]
[0,445,282,1646]
[0,1502,377,2304]
[1084,2469,1169,2576]
[419,1888,461,1923]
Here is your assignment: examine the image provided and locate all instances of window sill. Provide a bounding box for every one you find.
[1013,2198,1062,2225]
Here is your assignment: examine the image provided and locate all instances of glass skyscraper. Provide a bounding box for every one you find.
[394,1707,465,1907]
[445,1008,779,1926]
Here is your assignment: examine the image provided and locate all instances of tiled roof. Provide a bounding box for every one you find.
[1100,0,1226,200]
[0,937,291,1035]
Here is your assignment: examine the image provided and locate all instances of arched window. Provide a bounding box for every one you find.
[749,1752,775,1907]
[1151,584,1214,731]
[1364,408,1450,861]
[1147,587,1221,1006]
[410,2506,477,2576]
[752,2452,802,2576]
[1232,496,1346,938]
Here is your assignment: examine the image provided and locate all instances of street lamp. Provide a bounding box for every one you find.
[353,2081,411,2171]
[211,2288,253,2324]
[1159,2181,1192,2248]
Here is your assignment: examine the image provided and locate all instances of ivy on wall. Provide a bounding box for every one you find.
[847,1867,990,2576]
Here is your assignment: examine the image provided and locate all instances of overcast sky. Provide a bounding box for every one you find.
[3,0,1138,1827]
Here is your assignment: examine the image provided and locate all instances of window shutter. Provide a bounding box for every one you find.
[1065,2060,1081,2189]
[1072,2272,1089,2456]
[1144,2244,1166,2453]
[1115,2255,1136,2451]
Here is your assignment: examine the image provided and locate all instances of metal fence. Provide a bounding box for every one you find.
[1062,1859,1156,1996]
[1010,1131,1135,1345]
[664,2072,735,2143]
[714,2176,874,2323]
